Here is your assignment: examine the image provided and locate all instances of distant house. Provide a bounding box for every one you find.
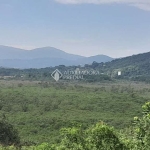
[118,71,121,76]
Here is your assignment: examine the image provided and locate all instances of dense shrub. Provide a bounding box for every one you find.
[0,120,20,146]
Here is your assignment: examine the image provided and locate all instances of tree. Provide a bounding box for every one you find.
[86,122,127,150]
[0,120,20,146]
[132,102,150,149]
[50,122,127,150]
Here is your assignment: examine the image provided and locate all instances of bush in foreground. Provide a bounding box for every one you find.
[0,120,20,146]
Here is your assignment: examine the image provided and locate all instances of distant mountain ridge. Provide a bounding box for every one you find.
[78,55,113,65]
[0,48,150,82]
[0,45,113,68]
[0,45,84,60]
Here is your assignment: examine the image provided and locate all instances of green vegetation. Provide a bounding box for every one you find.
[32,102,150,149]
[0,80,150,145]
[0,102,150,149]
[0,79,150,149]
[0,119,20,146]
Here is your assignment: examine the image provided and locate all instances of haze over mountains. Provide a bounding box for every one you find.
[0,45,113,68]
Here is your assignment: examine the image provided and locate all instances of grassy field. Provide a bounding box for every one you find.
[0,80,150,144]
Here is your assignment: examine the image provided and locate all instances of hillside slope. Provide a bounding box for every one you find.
[97,51,150,80]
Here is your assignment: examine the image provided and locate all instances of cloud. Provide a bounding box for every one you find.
[132,3,150,11]
[54,0,150,11]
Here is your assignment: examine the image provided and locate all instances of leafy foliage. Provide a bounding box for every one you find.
[0,120,20,146]
[34,101,150,150]
[0,80,150,150]
[0,81,149,144]
[0,100,150,149]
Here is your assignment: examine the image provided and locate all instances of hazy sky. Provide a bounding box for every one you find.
[0,0,150,57]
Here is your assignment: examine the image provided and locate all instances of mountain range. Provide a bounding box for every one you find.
[0,45,113,68]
